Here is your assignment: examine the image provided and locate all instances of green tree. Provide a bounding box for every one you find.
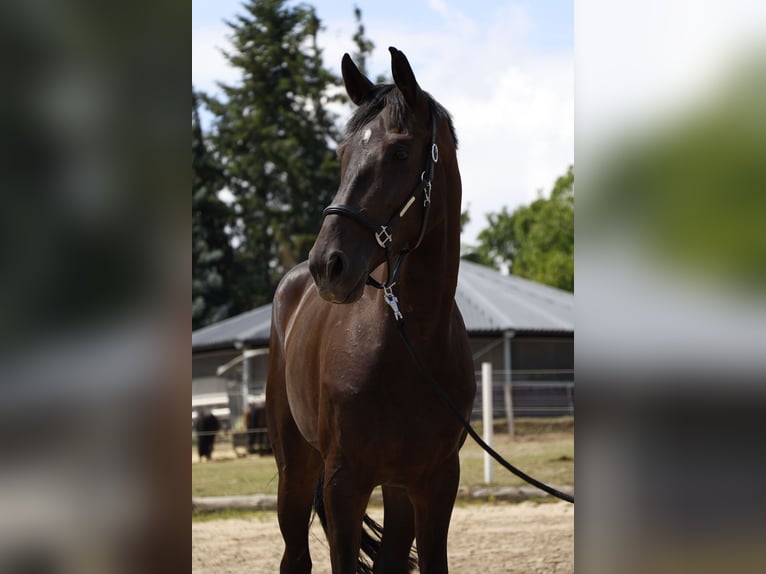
[192,88,234,329]
[202,0,342,311]
[475,166,574,291]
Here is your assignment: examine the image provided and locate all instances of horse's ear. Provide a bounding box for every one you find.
[342,53,374,106]
[389,47,423,110]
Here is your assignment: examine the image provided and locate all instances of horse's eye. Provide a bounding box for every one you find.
[395,148,409,160]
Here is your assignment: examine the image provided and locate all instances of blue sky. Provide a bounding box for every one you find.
[192,0,574,244]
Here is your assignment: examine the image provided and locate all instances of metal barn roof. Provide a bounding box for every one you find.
[192,261,573,352]
[455,260,573,335]
[192,304,273,351]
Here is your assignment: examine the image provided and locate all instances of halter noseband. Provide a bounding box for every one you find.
[321,109,439,321]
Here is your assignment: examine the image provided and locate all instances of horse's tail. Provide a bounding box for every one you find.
[313,471,417,573]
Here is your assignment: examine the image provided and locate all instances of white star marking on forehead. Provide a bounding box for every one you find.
[362,128,372,144]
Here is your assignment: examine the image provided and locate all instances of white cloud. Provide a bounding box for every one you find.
[428,0,450,18]
[450,52,573,243]
[427,0,478,36]
[191,25,239,96]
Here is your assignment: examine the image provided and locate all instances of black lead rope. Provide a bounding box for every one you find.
[394,316,575,504]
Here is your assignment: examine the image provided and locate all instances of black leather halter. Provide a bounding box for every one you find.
[322,110,439,319]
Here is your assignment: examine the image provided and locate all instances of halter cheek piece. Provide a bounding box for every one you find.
[322,110,439,321]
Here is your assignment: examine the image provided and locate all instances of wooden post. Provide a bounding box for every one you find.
[482,362,494,484]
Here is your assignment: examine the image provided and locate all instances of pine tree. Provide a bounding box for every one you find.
[201,0,341,311]
[192,88,234,329]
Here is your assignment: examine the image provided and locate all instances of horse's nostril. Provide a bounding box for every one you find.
[327,252,346,282]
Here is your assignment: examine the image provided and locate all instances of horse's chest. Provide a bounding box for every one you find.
[282,318,388,444]
[285,306,472,465]
[322,355,468,461]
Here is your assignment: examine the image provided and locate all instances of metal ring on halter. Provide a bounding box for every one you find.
[431,143,439,163]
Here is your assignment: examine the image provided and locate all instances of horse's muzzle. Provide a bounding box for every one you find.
[308,248,367,304]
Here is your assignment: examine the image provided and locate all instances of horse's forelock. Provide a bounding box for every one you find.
[344,84,458,149]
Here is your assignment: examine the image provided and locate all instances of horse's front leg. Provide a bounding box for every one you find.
[409,454,461,574]
[374,485,416,574]
[266,344,323,574]
[323,455,373,574]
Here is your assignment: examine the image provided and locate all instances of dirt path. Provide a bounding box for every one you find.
[192,501,573,573]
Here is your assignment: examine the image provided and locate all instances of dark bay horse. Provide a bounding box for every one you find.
[266,47,476,574]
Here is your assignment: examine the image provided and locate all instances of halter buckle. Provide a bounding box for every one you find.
[424,180,432,207]
[375,226,393,248]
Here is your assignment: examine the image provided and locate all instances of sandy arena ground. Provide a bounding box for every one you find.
[192,501,573,573]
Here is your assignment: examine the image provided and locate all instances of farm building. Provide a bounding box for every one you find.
[192,260,573,437]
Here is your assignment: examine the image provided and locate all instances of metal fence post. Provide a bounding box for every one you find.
[503,331,515,439]
[482,361,494,484]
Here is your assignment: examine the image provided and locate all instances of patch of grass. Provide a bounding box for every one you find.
[193,455,279,497]
[192,417,573,498]
[503,416,574,437]
[459,433,574,488]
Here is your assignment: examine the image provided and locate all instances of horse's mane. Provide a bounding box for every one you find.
[344,84,458,149]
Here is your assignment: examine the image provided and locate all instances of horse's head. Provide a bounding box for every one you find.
[309,47,447,304]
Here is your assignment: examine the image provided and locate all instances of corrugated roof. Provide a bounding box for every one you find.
[192,261,573,351]
[455,260,573,334]
[192,304,272,351]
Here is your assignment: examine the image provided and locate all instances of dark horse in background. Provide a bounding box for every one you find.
[266,47,476,574]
